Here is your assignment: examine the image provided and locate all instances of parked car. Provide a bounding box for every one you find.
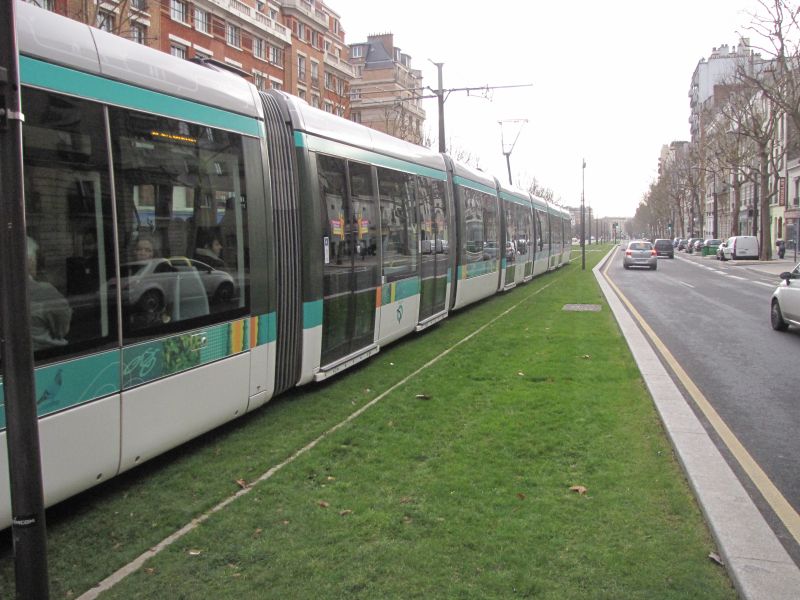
[719,235,759,261]
[770,262,800,331]
[623,240,657,270]
[677,239,688,251]
[653,238,674,258]
[685,237,700,253]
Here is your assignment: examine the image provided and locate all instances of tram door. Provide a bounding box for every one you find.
[418,177,449,321]
[318,156,379,366]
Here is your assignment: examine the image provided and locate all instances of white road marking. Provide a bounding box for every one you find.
[679,281,695,288]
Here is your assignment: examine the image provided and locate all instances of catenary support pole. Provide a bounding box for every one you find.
[0,3,51,598]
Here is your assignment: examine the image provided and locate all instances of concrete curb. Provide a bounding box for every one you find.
[593,248,800,600]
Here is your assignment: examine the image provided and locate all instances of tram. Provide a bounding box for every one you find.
[0,1,570,527]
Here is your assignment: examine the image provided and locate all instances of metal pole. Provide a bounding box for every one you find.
[430,61,445,153]
[581,159,586,270]
[0,2,51,598]
[505,153,512,185]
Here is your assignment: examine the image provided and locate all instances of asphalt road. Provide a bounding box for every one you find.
[606,248,800,562]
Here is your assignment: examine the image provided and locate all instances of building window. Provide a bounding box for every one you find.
[170,44,187,59]
[298,89,306,101]
[336,79,344,96]
[131,0,147,11]
[253,72,267,91]
[254,38,266,60]
[227,24,241,48]
[324,72,332,90]
[311,95,319,108]
[270,46,284,67]
[351,88,361,100]
[296,22,305,40]
[269,7,278,20]
[297,55,306,81]
[351,45,363,58]
[97,10,115,32]
[131,22,147,44]
[271,81,282,91]
[324,101,332,113]
[351,111,360,123]
[333,19,339,34]
[170,0,189,23]
[194,7,210,34]
[311,30,320,49]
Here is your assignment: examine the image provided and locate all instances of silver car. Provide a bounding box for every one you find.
[771,263,800,331]
[623,240,657,270]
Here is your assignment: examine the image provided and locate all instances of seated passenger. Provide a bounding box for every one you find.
[27,237,72,351]
[134,235,156,261]
[194,232,225,269]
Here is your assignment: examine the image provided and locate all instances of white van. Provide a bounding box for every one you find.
[720,235,759,260]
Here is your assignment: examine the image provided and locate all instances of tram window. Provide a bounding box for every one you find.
[20,88,116,363]
[483,193,499,261]
[108,107,250,340]
[535,210,545,251]
[517,206,531,258]
[377,168,418,283]
[504,202,516,262]
[416,176,448,255]
[460,187,484,264]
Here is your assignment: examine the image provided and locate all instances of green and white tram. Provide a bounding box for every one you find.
[0,1,571,528]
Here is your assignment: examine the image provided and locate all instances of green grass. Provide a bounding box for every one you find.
[0,246,735,599]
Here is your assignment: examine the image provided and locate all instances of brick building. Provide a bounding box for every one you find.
[348,33,426,144]
[32,0,353,114]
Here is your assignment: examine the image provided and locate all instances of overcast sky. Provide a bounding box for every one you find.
[330,0,769,217]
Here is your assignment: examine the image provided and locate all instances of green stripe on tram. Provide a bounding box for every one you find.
[20,56,261,137]
[453,176,498,197]
[304,300,324,329]
[294,132,447,181]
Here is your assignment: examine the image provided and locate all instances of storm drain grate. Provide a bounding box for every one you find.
[562,304,602,312]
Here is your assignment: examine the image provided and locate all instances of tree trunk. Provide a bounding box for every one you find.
[759,148,772,260]
[731,173,740,237]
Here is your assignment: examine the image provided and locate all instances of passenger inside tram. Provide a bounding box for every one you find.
[27,236,72,351]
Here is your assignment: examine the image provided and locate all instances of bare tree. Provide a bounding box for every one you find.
[68,0,149,42]
[739,0,800,136]
[720,82,781,258]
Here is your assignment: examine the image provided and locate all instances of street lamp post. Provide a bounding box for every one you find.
[581,159,586,270]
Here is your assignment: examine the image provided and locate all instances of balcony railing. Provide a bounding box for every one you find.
[208,0,292,44]
[323,51,354,77]
[281,0,329,28]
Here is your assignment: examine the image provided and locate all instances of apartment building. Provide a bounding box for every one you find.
[31,0,353,111]
[348,33,426,144]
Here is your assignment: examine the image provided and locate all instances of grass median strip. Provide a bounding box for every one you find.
[1,246,736,599]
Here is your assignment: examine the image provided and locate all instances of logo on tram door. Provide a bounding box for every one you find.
[396,304,404,323]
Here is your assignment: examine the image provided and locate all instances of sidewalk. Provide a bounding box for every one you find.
[692,253,798,276]
[595,248,800,600]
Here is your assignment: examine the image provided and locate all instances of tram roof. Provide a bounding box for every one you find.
[272,91,446,174]
[16,1,262,121]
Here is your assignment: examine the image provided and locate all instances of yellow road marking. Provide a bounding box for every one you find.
[602,257,800,544]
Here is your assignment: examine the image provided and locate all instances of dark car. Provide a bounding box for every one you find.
[677,239,688,251]
[685,238,700,253]
[653,239,674,258]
